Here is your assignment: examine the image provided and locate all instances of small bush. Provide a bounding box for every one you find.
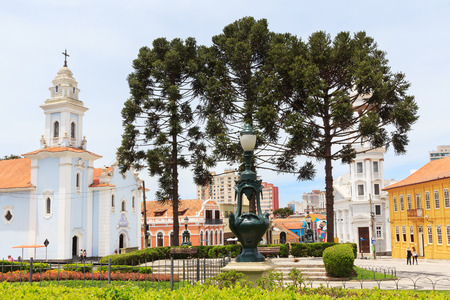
[96,265,152,274]
[0,261,49,273]
[322,244,355,278]
[290,242,357,258]
[62,263,93,273]
[204,270,249,289]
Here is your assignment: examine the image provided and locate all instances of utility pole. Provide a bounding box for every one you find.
[369,194,376,259]
[142,181,149,248]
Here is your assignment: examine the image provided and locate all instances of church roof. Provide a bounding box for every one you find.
[90,167,116,187]
[144,199,204,218]
[23,147,101,157]
[384,156,450,190]
[0,158,34,190]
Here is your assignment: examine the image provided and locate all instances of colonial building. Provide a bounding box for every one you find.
[143,199,224,247]
[334,146,395,256]
[384,156,450,259]
[0,62,142,260]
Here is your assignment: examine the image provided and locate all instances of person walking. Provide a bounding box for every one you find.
[412,247,418,265]
[406,246,412,265]
[80,249,84,262]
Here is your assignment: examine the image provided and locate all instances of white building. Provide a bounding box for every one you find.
[334,146,396,256]
[429,145,450,161]
[0,62,142,260]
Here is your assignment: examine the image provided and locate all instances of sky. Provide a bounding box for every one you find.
[1,0,449,208]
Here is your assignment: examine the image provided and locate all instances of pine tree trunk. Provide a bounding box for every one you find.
[325,154,334,243]
[172,133,179,246]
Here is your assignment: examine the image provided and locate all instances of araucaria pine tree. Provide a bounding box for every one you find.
[117,37,212,246]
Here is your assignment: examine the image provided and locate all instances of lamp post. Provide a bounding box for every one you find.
[181,216,192,246]
[229,124,270,262]
[306,211,313,243]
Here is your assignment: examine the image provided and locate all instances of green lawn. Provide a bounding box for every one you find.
[350,266,397,280]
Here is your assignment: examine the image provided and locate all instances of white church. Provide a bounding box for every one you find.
[0,60,142,260]
[334,145,397,256]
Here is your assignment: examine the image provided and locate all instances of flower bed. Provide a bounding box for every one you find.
[0,270,176,283]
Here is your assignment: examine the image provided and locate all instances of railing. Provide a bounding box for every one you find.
[205,219,223,225]
[0,255,231,291]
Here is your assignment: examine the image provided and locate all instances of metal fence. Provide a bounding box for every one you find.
[1,256,231,291]
[304,277,450,290]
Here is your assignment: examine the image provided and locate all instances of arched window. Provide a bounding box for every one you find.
[111,195,115,208]
[200,231,203,246]
[55,86,59,92]
[205,231,209,246]
[46,197,51,214]
[157,232,164,247]
[121,200,126,212]
[71,122,76,139]
[76,173,80,188]
[219,231,222,245]
[119,233,125,249]
[53,121,59,138]
[132,196,135,210]
[215,231,218,245]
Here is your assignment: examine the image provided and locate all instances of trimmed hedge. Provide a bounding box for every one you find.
[96,265,153,274]
[99,244,291,265]
[322,244,355,277]
[62,264,93,273]
[290,242,357,257]
[0,261,49,273]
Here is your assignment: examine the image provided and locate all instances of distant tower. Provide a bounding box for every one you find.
[349,146,385,201]
[40,53,88,149]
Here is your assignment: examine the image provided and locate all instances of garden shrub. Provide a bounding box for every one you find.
[322,244,355,277]
[0,261,49,273]
[62,263,93,273]
[96,265,152,274]
[290,242,357,258]
[99,245,242,265]
[204,270,249,289]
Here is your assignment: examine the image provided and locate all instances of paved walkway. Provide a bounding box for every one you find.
[269,256,450,290]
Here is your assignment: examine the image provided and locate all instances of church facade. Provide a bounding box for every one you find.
[333,146,396,256]
[0,63,142,260]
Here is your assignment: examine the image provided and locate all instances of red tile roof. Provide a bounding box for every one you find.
[90,167,115,187]
[144,199,203,218]
[384,156,450,190]
[0,158,34,189]
[23,147,101,157]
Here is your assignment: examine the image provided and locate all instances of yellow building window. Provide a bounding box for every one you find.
[437,226,442,244]
[434,190,440,209]
[427,225,433,244]
[444,188,450,208]
[425,192,431,210]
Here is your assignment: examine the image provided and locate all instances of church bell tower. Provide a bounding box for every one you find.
[40,50,88,149]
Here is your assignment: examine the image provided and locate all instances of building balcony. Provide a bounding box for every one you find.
[205,219,223,225]
[407,208,423,218]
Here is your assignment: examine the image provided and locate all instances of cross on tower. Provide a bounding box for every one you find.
[62,49,69,67]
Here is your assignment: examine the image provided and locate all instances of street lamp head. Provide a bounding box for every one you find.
[184,216,189,225]
[240,124,257,151]
[306,214,312,223]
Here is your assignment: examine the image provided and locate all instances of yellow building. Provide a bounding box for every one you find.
[384,157,450,259]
